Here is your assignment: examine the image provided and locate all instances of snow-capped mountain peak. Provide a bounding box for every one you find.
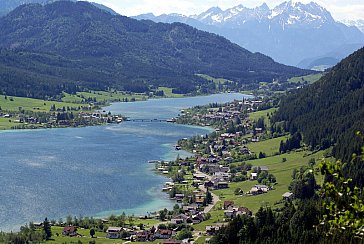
[192,1,334,28]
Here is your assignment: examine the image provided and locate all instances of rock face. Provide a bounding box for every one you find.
[135,1,364,66]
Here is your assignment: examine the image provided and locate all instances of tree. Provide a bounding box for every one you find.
[43,217,52,240]
[90,228,95,238]
[176,228,193,240]
[289,167,316,200]
[320,153,364,238]
[206,190,213,204]
[159,209,167,221]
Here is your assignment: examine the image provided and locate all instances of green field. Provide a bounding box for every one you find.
[288,73,323,84]
[0,95,81,113]
[157,87,185,98]
[49,226,122,243]
[196,74,233,85]
[249,107,276,124]
[63,91,147,103]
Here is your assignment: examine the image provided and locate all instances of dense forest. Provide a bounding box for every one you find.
[0,1,310,99]
[272,47,364,162]
[210,47,364,244]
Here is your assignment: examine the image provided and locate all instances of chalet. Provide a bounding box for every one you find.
[63,226,78,237]
[204,180,214,189]
[214,172,231,180]
[106,227,122,239]
[223,201,234,210]
[282,192,294,201]
[224,210,235,219]
[225,207,252,219]
[136,230,154,242]
[171,214,191,225]
[195,194,206,205]
[249,185,270,195]
[206,225,222,236]
[154,229,173,239]
[182,205,198,214]
[192,213,205,224]
[235,207,252,216]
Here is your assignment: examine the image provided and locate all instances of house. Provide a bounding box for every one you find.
[224,210,235,219]
[240,146,251,155]
[192,213,205,224]
[250,172,258,180]
[106,227,122,239]
[193,174,206,181]
[175,194,185,201]
[204,180,214,189]
[63,226,78,236]
[154,229,173,239]
[217,181,229,189]
[282,192,294,201]
[195,194,206,205]
[249,185,270,195]
[171,214,191,224]
[182,205,198,214]
[224,201,234,210]
[206,225,222,236]
[252,166,269,172]
[235,207,252,216]
[136,230,154,242]
[214,172,231,180]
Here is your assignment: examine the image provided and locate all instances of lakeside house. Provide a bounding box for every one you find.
[106,227,123,239]
[154,229,173,239]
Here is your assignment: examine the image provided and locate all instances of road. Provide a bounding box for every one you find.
[195,170,220,213]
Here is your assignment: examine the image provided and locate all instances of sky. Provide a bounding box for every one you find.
[91,0,364,21]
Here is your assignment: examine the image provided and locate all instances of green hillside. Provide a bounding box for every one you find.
[0,1,310,99]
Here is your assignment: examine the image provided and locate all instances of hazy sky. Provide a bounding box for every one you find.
[91,0,364,21]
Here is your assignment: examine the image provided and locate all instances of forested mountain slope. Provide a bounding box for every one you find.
[272,47,364,162]
[0,1,309,99]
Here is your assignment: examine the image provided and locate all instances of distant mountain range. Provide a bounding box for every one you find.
[135,1,364,67]
[341,19,364,34]
[0,1,308,99]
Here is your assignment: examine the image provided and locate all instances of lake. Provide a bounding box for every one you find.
[0,93,250,231]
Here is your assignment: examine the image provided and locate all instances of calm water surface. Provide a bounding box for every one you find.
[0,93,250,231]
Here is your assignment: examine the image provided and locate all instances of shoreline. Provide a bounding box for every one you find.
[1,92,250,232]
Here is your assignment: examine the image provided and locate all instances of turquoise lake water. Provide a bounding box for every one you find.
[0,93,250,231]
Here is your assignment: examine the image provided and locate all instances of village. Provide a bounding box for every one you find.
[0,105,124,129]
[30,97,295,243]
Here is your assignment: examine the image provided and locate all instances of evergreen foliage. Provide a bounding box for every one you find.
[272,47,364,163]
[0,1,309,99]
